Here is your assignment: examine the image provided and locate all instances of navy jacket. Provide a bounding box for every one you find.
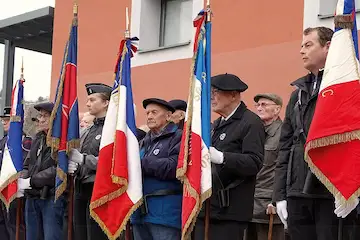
[131,122,182,229]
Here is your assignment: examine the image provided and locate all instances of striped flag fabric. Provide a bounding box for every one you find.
[47,11,80,200]
[0,79,25,209]
[89,37,142,240]
[305,0,360,205]
[176,10,212,240]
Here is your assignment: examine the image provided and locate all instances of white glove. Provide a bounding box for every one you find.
[17,178,31,198]
[276,200,288,229]
[334,197,359,218]
[68,160,79,174]
[210,147,224,164]
[69,149,84,165]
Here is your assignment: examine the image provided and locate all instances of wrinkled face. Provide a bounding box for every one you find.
[1,117,10,132]
[145,104,172,133]
[37,109,51,132]
[211,88,235,114]
[80,114,95,129]
[170,110,185,124]
[86,93,109,116]
[254,98,280,122]
[300,30,329,72]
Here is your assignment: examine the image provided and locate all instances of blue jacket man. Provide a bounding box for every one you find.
[132,98,182,240]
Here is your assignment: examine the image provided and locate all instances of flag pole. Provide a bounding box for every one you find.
[15,57,25,240]
[67,3,78,240]
[124,7,132,240]
[204,1,211,240]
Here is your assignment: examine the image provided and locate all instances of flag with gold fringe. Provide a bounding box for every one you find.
[305,0,360,206]
[176,8,212,240]
[47,7,79,200]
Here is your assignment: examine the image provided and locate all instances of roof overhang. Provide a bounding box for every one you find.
[0,6,54,54]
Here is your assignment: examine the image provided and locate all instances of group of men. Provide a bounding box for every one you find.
[0,25,359,240]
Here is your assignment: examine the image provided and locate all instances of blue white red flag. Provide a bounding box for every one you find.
[176,9,212,240]
[305,0,360,205]
[90,37,143,240]
[0,79,25,209]
[47,13,79,200]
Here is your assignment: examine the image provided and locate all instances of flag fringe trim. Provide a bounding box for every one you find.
[47,38,70,157]
[335,14,354,29]
[181,177,212,240]
[0,172,20,210]
[10,116,21,122]
[66,139,80,154]
[305,129,360,205]
[176,22,205,180]
[55,167,67,201]
[89,187,143,240]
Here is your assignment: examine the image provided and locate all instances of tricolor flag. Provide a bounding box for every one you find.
[176,10,212,240]
[305,0,360,204]
[0,78,25,209]
[47,10,80,200]
[89,37,142,240]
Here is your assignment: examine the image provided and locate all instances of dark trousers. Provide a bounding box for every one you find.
[133,223,180,240]
[74,182,108,240]
[0,199,25,240]
[193,218,247,240]
[25,197,66,240]
[245,222,285,240]
[287,197,357,240]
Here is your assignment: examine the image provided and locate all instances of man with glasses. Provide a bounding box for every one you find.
[0,106,31,240]
[245,94,284,240]
[194,73,265,240]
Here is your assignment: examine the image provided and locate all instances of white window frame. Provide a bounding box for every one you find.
[130,0,204,67]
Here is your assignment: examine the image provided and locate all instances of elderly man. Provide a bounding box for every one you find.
[245,94,284,240]
[169,99,187,129]
[79,112,95,130]
[274,27,357,240]
[18,102,66,240]
[194,73,265,240]
[131,98,182,240]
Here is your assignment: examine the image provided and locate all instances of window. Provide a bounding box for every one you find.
[319,0,360,18]
[138,0,193,51]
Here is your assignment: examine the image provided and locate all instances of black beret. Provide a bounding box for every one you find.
[0,107,11,118]
[169,99,187,112]
[34,102,54,113]
[211,73,248,92]
[142,98,175,113]
[85,83,112,95]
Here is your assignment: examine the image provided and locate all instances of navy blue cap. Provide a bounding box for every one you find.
[85,83,112,96]
[34,102,54,113]
[169,99,187,112]
[211,73,248,92]
[142,98,175,113]
[0,107,11,118]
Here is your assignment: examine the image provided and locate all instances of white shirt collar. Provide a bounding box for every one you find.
[221,102,242,121]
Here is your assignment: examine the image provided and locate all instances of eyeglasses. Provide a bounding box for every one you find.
[211,88,221,95]
[254,103,278,108]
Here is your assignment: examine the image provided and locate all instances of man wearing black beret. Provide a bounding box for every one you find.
[194,73,266,240]
[169,99,187,130]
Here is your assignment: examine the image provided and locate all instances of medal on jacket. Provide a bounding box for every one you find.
[153,149,160,155]
[220,133,226,141]
[95,134,101,140]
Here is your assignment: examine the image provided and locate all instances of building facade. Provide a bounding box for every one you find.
[51,0,360,124]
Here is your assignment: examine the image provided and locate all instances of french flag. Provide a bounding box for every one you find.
[90,38,142,240]
[0,78,25,209]
[305,0,360,205]
[177,10,212,240]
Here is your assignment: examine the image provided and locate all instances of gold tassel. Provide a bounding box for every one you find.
[334,14,354,29]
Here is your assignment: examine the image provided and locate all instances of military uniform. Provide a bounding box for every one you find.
[73,83,112,240]
[194,74,266,240]
[0,107,31,240]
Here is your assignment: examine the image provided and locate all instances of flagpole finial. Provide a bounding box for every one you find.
[125,7,130,38]
[73,2,78,15]
[20,57,24,80]
[206,0,211,22]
